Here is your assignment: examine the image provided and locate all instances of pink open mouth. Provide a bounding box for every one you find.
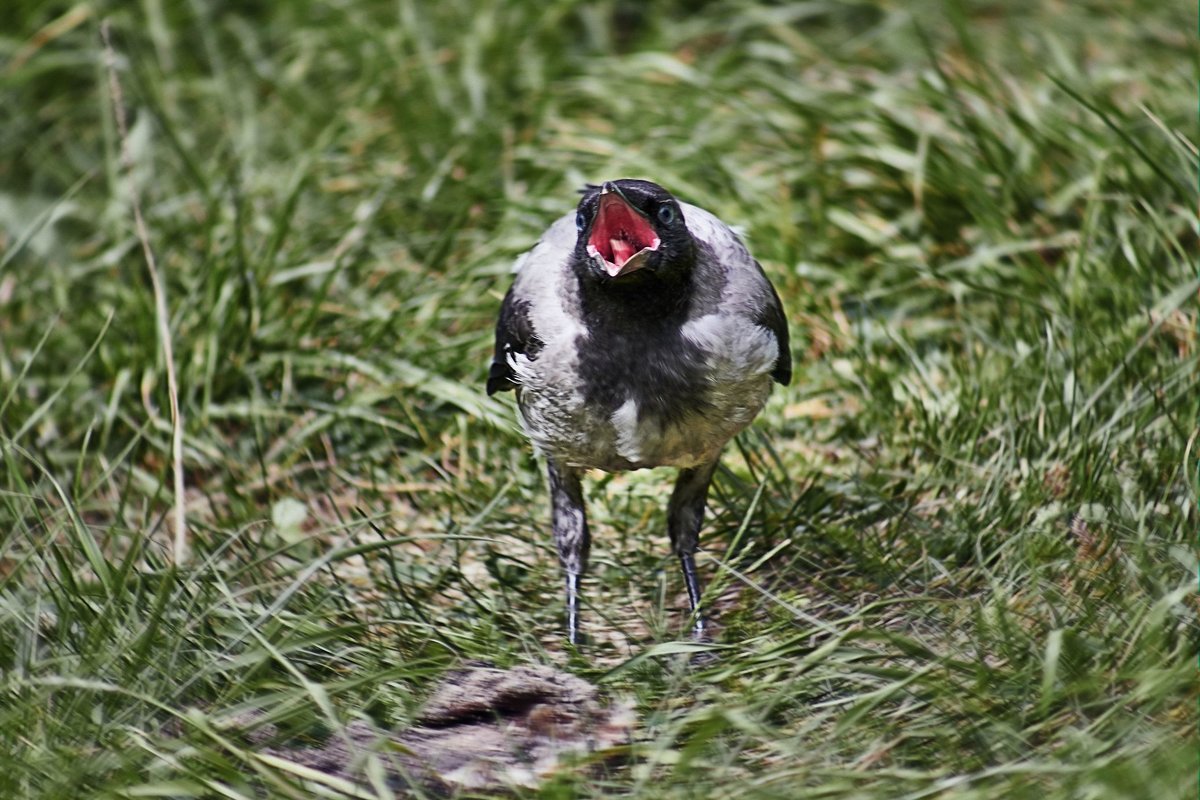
[586,191,661,277]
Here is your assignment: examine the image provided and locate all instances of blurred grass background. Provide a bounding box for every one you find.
[0,1,1197,797]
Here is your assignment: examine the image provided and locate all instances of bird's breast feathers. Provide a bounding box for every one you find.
[512,315,777,471]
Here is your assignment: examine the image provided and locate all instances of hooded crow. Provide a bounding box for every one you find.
[488,179,790,644]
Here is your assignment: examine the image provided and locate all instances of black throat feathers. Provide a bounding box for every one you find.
[573,269,711,422]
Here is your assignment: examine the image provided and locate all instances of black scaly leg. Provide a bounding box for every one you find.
[668,460,719,639]
[547,460,590,645]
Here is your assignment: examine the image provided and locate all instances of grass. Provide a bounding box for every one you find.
[0,0,1196,797]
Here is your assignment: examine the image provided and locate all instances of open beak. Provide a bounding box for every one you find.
[585,185,661,278]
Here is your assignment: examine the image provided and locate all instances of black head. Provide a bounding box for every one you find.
[572,179,695,285]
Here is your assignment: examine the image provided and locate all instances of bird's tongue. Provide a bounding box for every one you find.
[609,238,638,265]
[587,193,660,277]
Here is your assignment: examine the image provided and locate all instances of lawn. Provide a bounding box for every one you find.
[0,1,1196,798]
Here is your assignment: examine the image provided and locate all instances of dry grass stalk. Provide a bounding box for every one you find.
[100,20,188,563]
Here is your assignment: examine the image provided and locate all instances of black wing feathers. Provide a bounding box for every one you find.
[758,279,792,386]
[486,288,541,395]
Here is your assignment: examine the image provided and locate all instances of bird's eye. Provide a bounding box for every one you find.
[657,204,676,225]
[575,212,586,232]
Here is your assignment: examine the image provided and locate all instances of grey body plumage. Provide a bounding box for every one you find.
[488,180,790,644]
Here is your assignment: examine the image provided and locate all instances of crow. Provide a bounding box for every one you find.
[488,179,790,644]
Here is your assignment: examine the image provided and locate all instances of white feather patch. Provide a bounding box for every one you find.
[610,398,642,463]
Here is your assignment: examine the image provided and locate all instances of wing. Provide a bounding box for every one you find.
[681,202,792,386]
[486,287,540,395]
[758,275,792,386]
[486,214,578,396]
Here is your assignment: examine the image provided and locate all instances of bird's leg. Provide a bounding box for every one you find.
[668,460,719,639]
[547,460,590,645]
